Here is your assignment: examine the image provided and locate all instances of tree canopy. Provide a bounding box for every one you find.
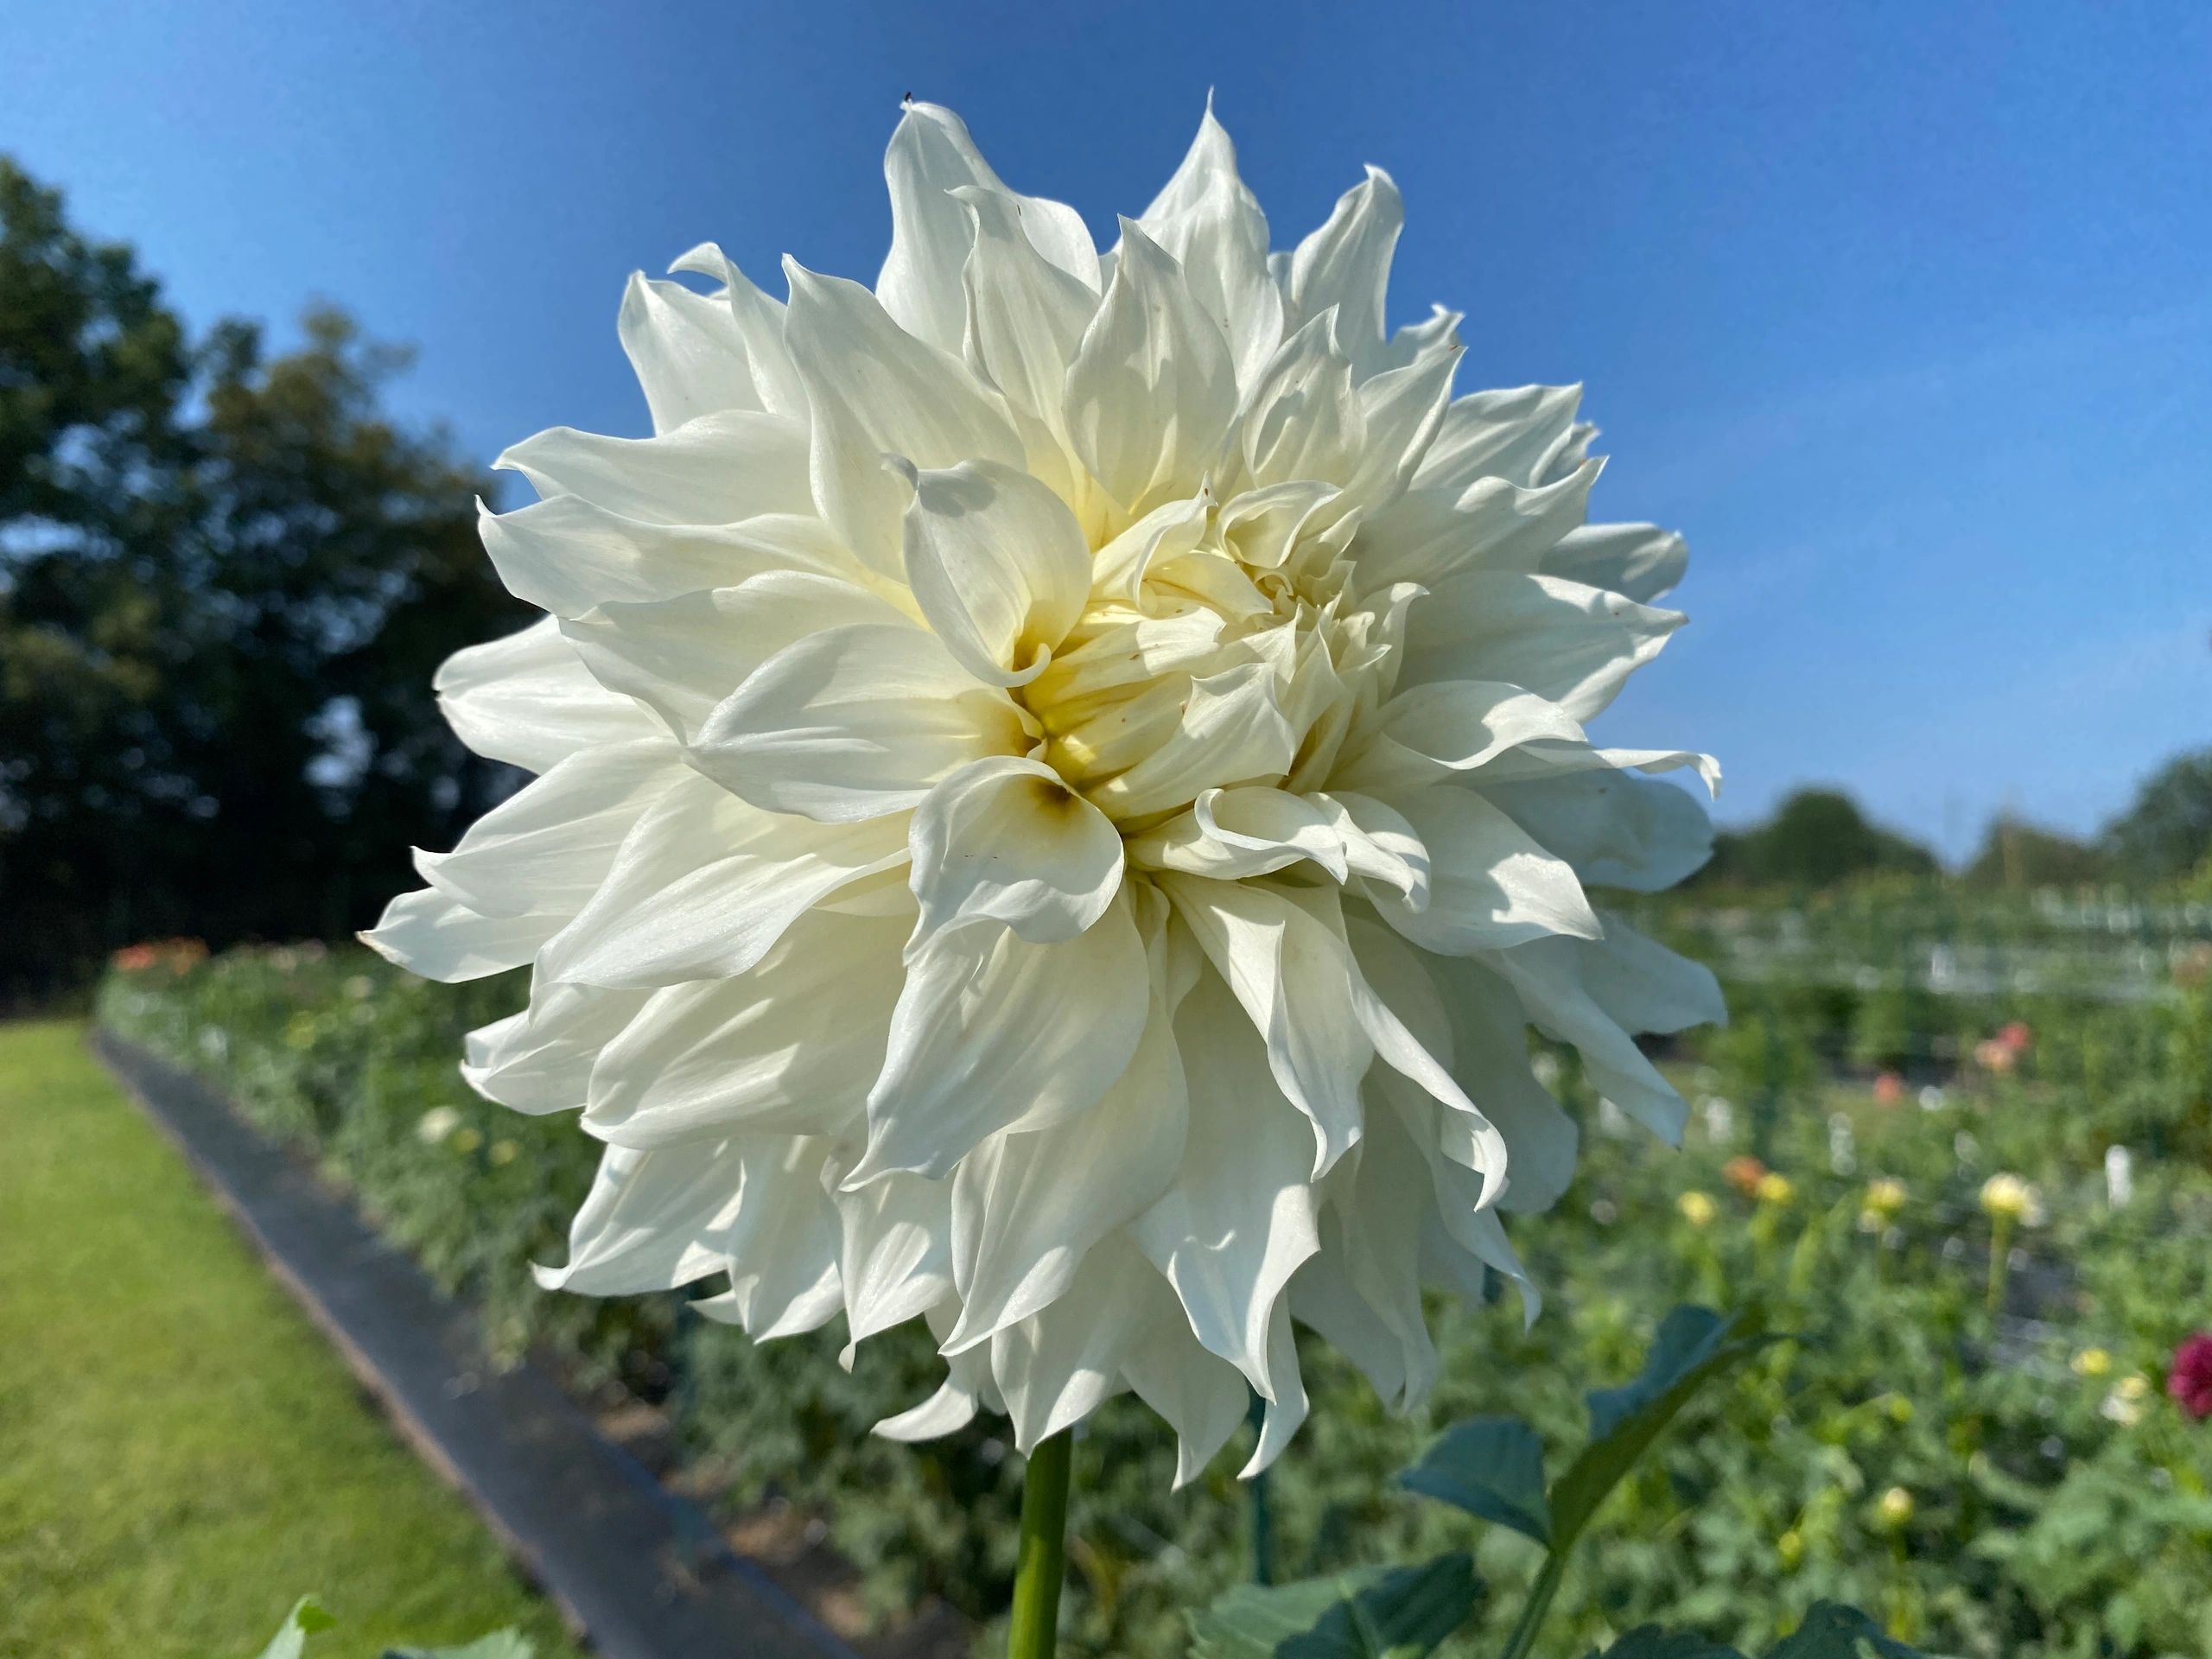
[0,157,526,1001]
[1696,787,1939,892]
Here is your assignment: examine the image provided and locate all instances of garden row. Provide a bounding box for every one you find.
[95,921,2212,1659]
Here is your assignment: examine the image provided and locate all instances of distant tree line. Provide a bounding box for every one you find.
[1696,754,2212,894]
[0,158,527,1003]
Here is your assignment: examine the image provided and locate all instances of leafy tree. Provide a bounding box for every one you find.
[2102,747,2212,888]
[0,158,526,1000]
[1697,789,1937,892]
[1961,815,2109,891]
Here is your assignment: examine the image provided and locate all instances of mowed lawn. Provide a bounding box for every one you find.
[0,1020,582,1659]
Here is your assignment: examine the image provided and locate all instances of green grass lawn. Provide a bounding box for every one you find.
[0,1020,584,1659]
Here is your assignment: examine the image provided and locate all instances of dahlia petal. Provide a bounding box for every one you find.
[1413,384,1584,495]
[537,775,908,988]
[618,269,765,432]
[359,887,552,983]
[873,1370,984,1442]
[688,621,1027,821]
[1334,679,1593,795]
[1084,663,1301,823]
[1541,520,1691,604]
[1062,218,1237,516]
[851,887,1149,1183]
[833,1166,954,1347]
[1118,1292,1250,1488]
[1486,770,1715,893]
[1355,459,1601,594]
[1134,967,1321,1407]
[1370,303,1464,377]
[951,182,1098,462]
[563,569,910,741]
[896,458,1090,687]
[1501,940,1688,1141]
[1242,1301,1310,1476]
[1421,950,1582,1215]
[1336,343,1461,513]
[498,410,812,526]
[879,99,1098,359]
[1574,909,1728,1034]
[464,982,651,1116]
[1402,570,1683,721]
[413,739,683,919]
[1362,781,1604,952]
[908,756,1124,946]
[1236,310,1362,492]
[480,494,863,620]
[582,908,909,1147]
[1287,1234,1411,1407]
[683,1136,846,1338]
[534,1140,750,1295]
[944,982,1186,1351]
[1157,874,1371,1174]
[1137,100,1283,392]
[1128,785,1349,882]
[1086,490,1214,602]
[1336,1089,1441,1407]
[988,1237,1155,1451]
[782,259,1025,577]
[435,616,661,774]
[1325,790,1432,905]
[668,243,810,421]
[1284,166,1402,379]
[1215,480,1341,573]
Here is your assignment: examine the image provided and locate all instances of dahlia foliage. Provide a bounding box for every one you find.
[367,101,1723,1480]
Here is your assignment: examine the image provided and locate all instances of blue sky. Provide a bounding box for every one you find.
[7,0,2206,861]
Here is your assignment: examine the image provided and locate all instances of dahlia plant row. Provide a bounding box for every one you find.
[99,938,2212,1656]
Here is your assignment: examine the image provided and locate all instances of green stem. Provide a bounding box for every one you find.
[1497,1550,1567,1659]
[1007,1428,1073,1659]
[1986,1217,2013,1315]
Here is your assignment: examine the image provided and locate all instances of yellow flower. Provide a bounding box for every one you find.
[489,1138,520,1167]
[2070,1347,2112,1379]
[2116,1373,2151,1402]
[1755,1172,1795,1206]
[1678,1190,1717,1228]
[1862,1177,1906,1219]
[450,1127,484,1155]
[1884,1394,1915,1425]
[1777,1529,1805,1571]
[1980,1173,2037,1223]
[1876,1486,1914,1529]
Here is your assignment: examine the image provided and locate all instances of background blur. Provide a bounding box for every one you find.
[5,0,2209,998]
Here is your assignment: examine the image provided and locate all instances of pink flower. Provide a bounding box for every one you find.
[2168,1333,2212,1421]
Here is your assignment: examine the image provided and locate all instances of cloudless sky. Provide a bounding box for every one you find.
[7,0,2207,860]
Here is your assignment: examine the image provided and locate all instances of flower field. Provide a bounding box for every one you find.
[95,889,2212,1658]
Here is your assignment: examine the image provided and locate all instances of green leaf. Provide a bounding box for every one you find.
[1188,1553,1481,1658]
[1585,1628,1744,1658]
[253,1599,336,1659]
[1764,1603,1930,1658]
[381,1633,535,1659]
[1399,1415,1551,1545]
[1548,1306,1773,1545]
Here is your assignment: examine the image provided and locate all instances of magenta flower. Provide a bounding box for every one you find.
[2167,1333,2212,1421]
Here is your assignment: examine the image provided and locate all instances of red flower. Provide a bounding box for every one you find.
[1998,1020,2033,1053]
[2169,1333,2212,1421]
[1872,1071,1904,1107]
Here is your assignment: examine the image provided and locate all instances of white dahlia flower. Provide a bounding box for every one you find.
[365,100,1723,1481]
